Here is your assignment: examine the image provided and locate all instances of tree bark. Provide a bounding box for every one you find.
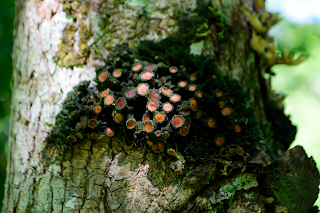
[2,0,319,212]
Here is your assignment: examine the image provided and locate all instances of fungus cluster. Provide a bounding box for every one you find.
[45,39,263,161]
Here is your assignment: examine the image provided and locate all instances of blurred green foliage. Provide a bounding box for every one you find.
[0,0,14,210]
[270,19,320,207]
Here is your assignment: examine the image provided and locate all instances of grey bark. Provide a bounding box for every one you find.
[2,0,319,212]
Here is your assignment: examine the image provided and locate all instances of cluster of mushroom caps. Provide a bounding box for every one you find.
[97,61,208,153]
[53,42,263,161]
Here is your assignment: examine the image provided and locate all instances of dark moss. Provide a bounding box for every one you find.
[43,38,266,162]
[264,100,297,153]
[176,1,232,43]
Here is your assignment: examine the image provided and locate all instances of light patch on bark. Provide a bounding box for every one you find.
[3,0,97,211]
[106,150,163,212]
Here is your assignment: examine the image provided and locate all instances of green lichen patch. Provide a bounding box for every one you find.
[56,3,91,68]
[226,191,265,212]
[177,2,232,44]
[78,21,90,51]
[56,23,76,60]
[272,146,320,213]
[62,0,88,20]
[56,23,87,67]
[209,173,258,205]
[182,163,217,187]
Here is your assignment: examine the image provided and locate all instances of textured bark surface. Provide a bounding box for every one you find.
[2,0,319,212]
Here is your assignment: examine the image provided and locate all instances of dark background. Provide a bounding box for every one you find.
[0,0,14,210]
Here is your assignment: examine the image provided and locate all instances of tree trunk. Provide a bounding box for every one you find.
[2,0,319,212]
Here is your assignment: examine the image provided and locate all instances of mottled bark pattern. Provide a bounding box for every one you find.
[3,0,319,212]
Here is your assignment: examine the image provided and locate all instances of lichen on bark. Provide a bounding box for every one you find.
[56,1,91,67]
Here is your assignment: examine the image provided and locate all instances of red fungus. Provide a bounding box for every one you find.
[76,133,83,139]
[169,66,178,73]
[221,107,232,116]
[155,130,161,137]
[137,83,149,96]
[190,99,197,111]
[81,119,87,127]
[141,71,154,80]
[104,95,114,105]
[207,118,215,128]
[215,136,225,146]
[176,171,183,175]
[163,132,170,138]
[161,87,172,96]
[178,81,187,88]
[167,148,175,155]
[125,89,135,98]
[147,100,158,112]
[98,71,108,82]
[132,64,142,71]
[143,112,149,121]
[91,133,99,139]
[126,119,136,129]
[216,91,223,97]
[144,121,153,132]
[94,105,102,114]
[234,125,241,133]
[157,142,164,151]
[113,69,122,78]
[181,108,189,116]
[67,136,77,142]
[237,147,244,155]
[148,90,160,100]
[189,85,197,91]
[179,127,189,136]
[193,110,201,119]
[88,119,98,128]
[172,115,184,128]
[154,112,166,123]
[146,64,156,71]
[196,91,203,98]
[101,88,110,97]
[190,74,196,81]
[184,118,191,127]
[106,128,114,137]
[163,103,173,113]
[116,98,126,109]
[170,94,181,102]
[75,122,82,130]
[114,113,123,122]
